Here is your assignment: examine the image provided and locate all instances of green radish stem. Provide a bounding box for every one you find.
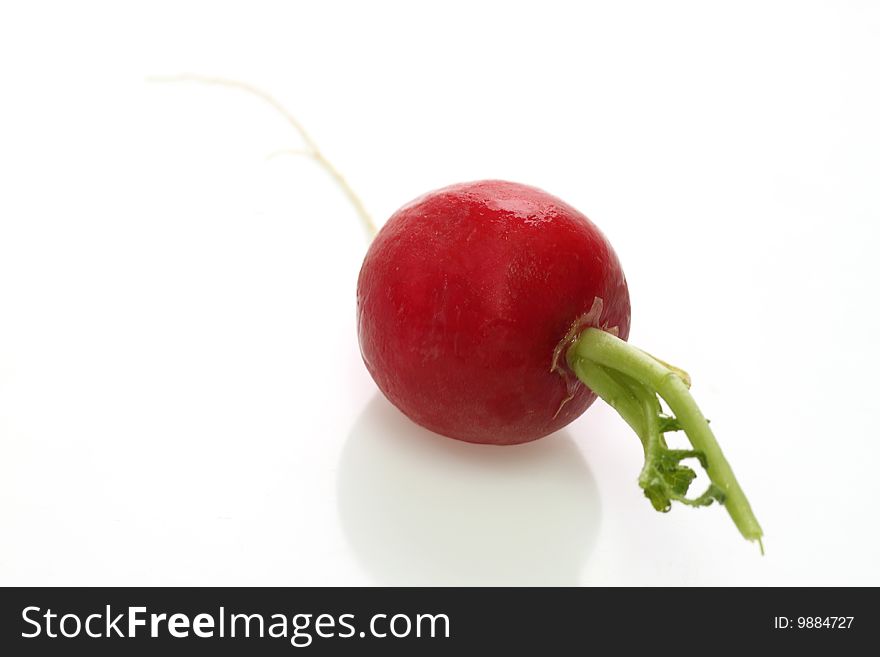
[570,326,763,552]
[146,74,378,239]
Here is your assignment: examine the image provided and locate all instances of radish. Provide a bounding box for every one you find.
[358,182,762,548]
[154,77,763,549]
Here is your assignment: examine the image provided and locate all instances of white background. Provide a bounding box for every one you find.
[1,1,878,586]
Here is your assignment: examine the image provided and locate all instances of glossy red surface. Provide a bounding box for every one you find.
[357,180,631,444]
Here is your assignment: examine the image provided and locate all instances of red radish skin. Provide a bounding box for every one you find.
[357,181,631,445]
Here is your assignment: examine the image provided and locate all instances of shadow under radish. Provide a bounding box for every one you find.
[337,395,601,586]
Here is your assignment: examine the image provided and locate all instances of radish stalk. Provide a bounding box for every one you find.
[569,327,763,551]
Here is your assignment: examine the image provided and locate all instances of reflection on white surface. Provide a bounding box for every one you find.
[337,395,601,586]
